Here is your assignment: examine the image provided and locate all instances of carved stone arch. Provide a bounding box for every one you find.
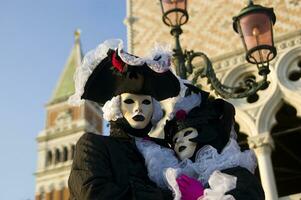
[57,181,65,190]
[48,184,55,200]
[58,181,66,200]
[222,63,278,108]
[54,148,61,164]
[45,150,53,167]
[69,144,76,160]
[275,45,301,104]
[47,183,55,193]
[282,98,301,118]
[270,101,301,196]
[256,88,283,133]
[39,189,46,200]
[62,146,68,162]
[38,185,45,196]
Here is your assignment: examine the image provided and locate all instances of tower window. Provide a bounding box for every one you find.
[63,147,68,162]
[55,148,61,164]
[46,151,53,167]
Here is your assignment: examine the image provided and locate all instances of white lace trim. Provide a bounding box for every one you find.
[200,171,236,200]
[118,43,172,73]
[68,39,174,106]
[102,95,123,121]
[135,138,179,189]
[145,43,173,73]
[191,138,257,184]
[68,39,123,106]
[137,137,256,189]
[165,168,181,200]
[101,95,163,123]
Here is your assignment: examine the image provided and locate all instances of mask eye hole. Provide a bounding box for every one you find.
[184,130,193,137]
[142,99,151,105]
[124,99,134,104]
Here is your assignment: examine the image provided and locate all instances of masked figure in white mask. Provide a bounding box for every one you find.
[68,39,180,200]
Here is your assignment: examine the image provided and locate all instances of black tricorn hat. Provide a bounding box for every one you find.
[164,98,235,153]
[81,49,180,105]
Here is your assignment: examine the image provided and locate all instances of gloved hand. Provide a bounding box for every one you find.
[176,174,204,200]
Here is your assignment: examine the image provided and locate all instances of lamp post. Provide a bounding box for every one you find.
[159,0,277,99]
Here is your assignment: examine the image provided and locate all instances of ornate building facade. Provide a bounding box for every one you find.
[34,31,103,200]
[124,0,301,200]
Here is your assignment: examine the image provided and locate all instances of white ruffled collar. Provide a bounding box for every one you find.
[177,138,257,184]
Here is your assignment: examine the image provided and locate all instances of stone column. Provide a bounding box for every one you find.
[248,132,278,200]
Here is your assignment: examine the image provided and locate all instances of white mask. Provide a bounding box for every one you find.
[120,93,153,129]
[173,127,198,160]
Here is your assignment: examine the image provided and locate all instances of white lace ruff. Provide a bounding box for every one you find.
[135,139,178,189]
[101,95,163,124]
[68,39,173,106]
[180,138,257,184]
[161,139,256,199]
[136,136,257,198]
[118,42,173,73]
[102,95,123,121]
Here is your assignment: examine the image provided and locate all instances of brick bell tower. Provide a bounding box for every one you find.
[35,30,103,200]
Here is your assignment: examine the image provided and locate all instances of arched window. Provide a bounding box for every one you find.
[63,146,68,162]
[48,189,54,200]
[39,187,46,200]
[71,145,75,159]
[271,102,301,197]
[55,148,61,164]
[46,151,53,167]
[60,188,64,200]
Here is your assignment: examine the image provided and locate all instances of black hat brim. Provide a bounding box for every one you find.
[81,51,180,105]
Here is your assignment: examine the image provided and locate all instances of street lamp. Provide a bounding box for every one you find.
[159,0,277,99]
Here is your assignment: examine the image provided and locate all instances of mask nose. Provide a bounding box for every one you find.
[177,137,184,144]
[134,102,143,113]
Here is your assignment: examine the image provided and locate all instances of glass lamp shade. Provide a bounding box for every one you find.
[160,0,188,27]
[233,4,276,69]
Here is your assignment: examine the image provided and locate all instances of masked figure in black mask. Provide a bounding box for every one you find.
[137,85,265,200]
[166,97,265,200]
[68,39,180,200]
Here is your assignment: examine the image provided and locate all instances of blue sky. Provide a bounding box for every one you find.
[0,1,126,199]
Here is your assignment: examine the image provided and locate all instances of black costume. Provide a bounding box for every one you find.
[221,167,265,200]
[68,132,173,200]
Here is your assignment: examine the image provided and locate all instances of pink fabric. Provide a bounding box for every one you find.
[176,109,187,120]
[176,174,204,200]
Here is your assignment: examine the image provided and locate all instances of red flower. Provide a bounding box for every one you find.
[112,51,125,73]
[176,109,187,121]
